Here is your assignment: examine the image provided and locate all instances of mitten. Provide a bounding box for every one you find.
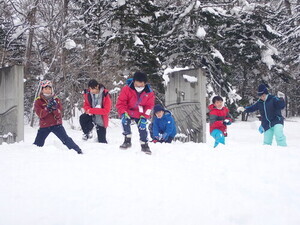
[223,119,232,125]
[237,107,245,113]
[138,116,147,130]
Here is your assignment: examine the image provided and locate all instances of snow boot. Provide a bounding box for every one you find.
[82,131,93,141]
[74,147,83,154]
[120,136,132,149]
[141,143,151,155]
[82,133,88,141]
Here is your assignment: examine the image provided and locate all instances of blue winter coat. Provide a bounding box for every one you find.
[152,110,177,139]
[245,94,285,131]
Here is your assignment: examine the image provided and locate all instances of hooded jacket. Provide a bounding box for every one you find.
[208,104,232,136]
[34,94,63,128]
[82,89,111,128]
[116,79,155,119]
[152,110,177,139]
[245,94,285,131]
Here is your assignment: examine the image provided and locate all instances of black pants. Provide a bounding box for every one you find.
[80,114,107,143]
[33,124,81,151]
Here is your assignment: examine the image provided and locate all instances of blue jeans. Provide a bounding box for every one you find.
[264,124,287,146]
[122,118,148,143]
[33,125,81,151]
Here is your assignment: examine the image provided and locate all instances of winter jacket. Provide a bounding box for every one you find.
[245,94,285,132]
[152,110,177,139]
[82,89,111,128]
[34,94,63,128]
[208,104,232,136]
[116,79,155,119]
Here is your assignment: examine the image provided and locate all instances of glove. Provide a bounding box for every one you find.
[121,112,130,126]
[151,139,158,143]
[138,116,147,130]
[258,125,264,134]
[47,99,57,111]
[162,132,169,141]
[237,107,245,113]
[223,119,231,125]
[277,91,285,99]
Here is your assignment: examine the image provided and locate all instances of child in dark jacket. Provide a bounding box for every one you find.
[237,84,287,146]
[33,80,82,154]
[151,104,177,143]
[208,96,232,148]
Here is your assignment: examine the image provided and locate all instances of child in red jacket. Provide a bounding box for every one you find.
[33,80,82,154]
[79,79,111,143]
[116,72,155,154]
[208,96,232,148]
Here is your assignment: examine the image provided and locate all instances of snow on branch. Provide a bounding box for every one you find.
[211,48,225,63]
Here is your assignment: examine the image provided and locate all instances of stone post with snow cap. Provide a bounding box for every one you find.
[164,68,206,143]
[0,65,24,144]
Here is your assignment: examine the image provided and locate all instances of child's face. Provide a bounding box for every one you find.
[89,85,100,94]
[134,80,146,88]
[155,110,164,118]
[42,86,52,95]
[214,100,223,109]
[259,93,267,101]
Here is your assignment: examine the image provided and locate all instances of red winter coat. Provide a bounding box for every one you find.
[116,81,155,119]
[82,89,111,128]
[208,104,232,136]
[34,94,63,128]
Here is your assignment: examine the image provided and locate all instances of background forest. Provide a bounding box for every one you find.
[1,0,299,121]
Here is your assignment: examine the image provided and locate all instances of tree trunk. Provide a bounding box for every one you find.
[284,0,292,15]
[24,0,39,80]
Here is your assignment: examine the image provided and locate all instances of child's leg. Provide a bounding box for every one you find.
[33,127,51,147]
[165,136,174,143]
[96,125,107,143]
[273,124,287,147]
[211,129,225,148]
[122,118,132,136]
[79,114,94,135]
[135,118,148,143]
[52,125,81,151]
[263,127,274,145]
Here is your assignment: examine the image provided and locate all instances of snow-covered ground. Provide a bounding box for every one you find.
[1,118,300,225]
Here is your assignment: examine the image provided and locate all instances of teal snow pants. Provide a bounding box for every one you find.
[263,124,287,147]
[211,129,225,148]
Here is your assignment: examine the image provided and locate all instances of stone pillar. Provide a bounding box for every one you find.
[165,68,206,143]
[0,65,24,144]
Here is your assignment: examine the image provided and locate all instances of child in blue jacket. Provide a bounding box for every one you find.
[238,84,287,146]
[150,104,177,143]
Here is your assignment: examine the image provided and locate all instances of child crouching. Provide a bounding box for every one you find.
[150,104,177,143]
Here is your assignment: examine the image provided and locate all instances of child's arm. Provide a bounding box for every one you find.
[163,117,176,138]
[244,101,259,113]
[273,96,285,110]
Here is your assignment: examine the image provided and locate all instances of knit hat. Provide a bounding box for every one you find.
[257,84,269,96]
[133,71,148,83]
[153,104,165,114]
[40,80,52,88]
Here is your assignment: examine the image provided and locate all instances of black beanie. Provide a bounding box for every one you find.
[257,84,269,96]
[133,71,148,83]
[153,104,165,114]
